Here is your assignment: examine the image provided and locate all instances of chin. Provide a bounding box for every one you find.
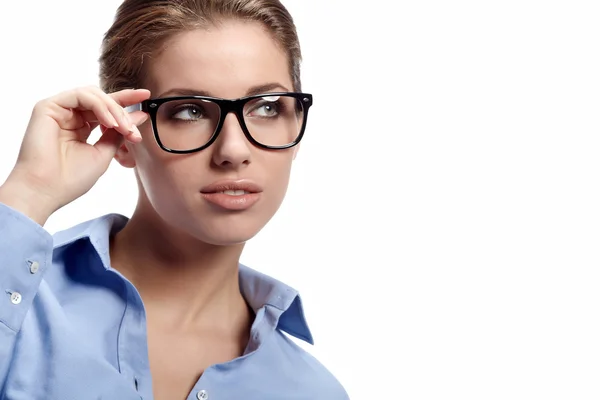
[172,209,271,246]
[192,223,263,246]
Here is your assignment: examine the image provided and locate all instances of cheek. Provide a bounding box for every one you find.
[138,119,154,141]
[132,127,163,176]
[132,128,195,197]
[264,152,295,197]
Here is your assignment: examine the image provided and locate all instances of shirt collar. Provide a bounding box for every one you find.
[52,213,314,345]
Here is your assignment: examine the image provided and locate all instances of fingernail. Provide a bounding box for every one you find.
[131,124,142,139]
[106,112,119,128]
[123,113,135,133]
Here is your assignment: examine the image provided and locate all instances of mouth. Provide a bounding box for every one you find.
[200,180,263,211]
[200,179,263,194]
[217,190,252,196]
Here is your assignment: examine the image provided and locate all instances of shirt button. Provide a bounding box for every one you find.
[29,261,40,274]
[10,292,22,305]
[196,390,209,400]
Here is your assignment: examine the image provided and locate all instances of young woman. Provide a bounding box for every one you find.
[0,0,347,399]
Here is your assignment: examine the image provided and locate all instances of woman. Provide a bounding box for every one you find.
[0,0,347,399]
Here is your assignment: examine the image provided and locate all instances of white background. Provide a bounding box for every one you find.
[1,1,600,399]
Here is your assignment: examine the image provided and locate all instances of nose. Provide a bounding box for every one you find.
[210,113,251,168]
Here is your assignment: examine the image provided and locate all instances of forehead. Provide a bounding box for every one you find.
[146,21,292,98]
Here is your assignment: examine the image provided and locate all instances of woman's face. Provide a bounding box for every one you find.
[117,21,299,245]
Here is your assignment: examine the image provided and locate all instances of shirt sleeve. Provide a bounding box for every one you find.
[0,201,54,386]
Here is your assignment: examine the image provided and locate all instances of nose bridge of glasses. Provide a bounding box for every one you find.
[217,98,248,132]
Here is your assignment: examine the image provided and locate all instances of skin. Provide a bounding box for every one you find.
[110,21,299,399]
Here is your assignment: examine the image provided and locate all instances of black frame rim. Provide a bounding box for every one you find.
[140,92,313,154]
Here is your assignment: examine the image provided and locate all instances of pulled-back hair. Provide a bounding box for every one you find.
[99,0,302,93]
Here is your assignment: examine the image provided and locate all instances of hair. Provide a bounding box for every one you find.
[99,0,302,94]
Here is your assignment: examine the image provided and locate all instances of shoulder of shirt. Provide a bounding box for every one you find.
[274,330,350,398]
[50,212,316,345]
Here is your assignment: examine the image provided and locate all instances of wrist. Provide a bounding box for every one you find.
[0,179,57,226]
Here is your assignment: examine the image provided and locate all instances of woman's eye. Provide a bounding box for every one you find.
[172,106,203,120]
[251,102,279,117]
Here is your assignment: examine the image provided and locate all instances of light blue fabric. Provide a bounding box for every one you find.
[0,202,347,399]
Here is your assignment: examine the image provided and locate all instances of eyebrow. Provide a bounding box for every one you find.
[156,83,291,99]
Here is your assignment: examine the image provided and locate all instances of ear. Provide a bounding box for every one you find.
[113,139,136,168]
[113,111,148,168]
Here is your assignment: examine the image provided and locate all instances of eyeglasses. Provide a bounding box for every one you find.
[129,92,313,154]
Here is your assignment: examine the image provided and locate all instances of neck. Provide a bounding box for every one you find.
[109,204,251,332]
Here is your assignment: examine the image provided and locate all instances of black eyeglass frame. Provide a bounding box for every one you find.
[137,92,313,154]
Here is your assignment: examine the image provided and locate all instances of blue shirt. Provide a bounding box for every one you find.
[0,203,348,400]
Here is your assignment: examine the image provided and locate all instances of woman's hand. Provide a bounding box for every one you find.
[0,86,151,225]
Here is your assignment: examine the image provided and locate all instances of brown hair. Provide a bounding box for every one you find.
[99,0,302,94]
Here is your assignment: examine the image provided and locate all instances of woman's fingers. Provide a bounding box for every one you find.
[50,88,119,131]
[93,125,124,161]
[88,110,148,144]
[109,88,151,107]
[91,87,149,136]
[48,87,151,140]
[93,109,148,160]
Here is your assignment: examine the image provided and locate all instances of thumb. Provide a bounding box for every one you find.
[93,125,125,162]
[93,112,148,164]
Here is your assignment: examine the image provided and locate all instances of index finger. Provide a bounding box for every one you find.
[78,88,151,126]
[109,88,151,107]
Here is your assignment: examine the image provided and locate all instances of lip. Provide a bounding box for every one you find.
[200,179,263,211]
[200,179,263,194]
